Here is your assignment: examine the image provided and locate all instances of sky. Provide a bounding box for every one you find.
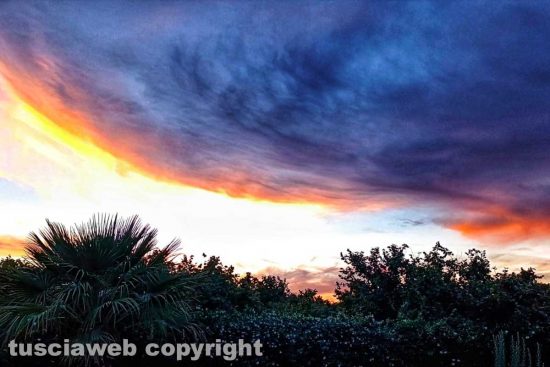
[1,1,550,297]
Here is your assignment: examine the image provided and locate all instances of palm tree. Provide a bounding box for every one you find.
[0,214,201,365]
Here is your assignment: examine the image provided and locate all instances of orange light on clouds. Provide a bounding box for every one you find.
[0,235,25,257]
[0,60,402,210]
[451,220,550,243]
[0,73,353,275]
[446,203,550,244]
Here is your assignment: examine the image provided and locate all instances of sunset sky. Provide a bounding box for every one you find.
[1,1,550,296]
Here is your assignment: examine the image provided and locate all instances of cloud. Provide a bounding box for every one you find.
[1,1,550,240]
[400,219,425,227]
[490,253,550,280]
[258,266,340,299]
[0,235,26,257]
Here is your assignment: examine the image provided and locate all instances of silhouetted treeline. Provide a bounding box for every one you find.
[0,215,548,366]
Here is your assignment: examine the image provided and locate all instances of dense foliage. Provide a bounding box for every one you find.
[0,216,549,366]
[0,215,200,366]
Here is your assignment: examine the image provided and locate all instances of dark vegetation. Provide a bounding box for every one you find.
[0,215,548,366]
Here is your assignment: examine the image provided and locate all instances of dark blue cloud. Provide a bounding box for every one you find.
[1,1,550,236]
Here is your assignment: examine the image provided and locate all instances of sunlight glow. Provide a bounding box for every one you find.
[0,75,347,274]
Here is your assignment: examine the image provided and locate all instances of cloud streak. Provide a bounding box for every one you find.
[1,1,550,241]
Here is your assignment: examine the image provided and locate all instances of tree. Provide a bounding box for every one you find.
[0,214,201,365]
[336,244,410,319]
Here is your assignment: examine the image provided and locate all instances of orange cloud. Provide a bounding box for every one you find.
[443,204,550,244]
[0,65,397,211]
[451,218,550,243]
[257,266,340,301]
[0,235,26,257]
